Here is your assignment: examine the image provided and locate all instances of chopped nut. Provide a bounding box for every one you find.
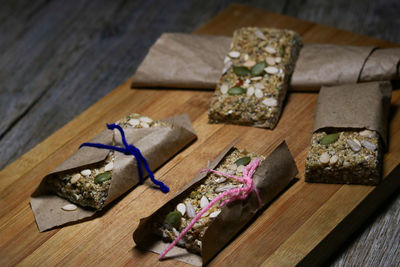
[359,129,376,138]
[104,162,113,172]
[220,84,229,94]
[255,89,263,98]
[243,60,256,68]
[70,173,81,184]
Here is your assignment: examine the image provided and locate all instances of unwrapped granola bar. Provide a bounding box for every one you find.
[305,81,392,185]
[208,27,302,129]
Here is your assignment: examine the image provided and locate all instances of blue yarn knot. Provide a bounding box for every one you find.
[79,123,169,193]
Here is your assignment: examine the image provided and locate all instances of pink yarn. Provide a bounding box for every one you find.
[159,158,262,260]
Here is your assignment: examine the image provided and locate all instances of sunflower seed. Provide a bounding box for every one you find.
[359,129,376,138]
[243,60,256,68]
[220,83,229,94]
[255,89,263,98]
[319,152,330,164]
[81,169,91,176]
[237,165,245,173]
[347,139,361,152]
[104,162,113,171]
[262,97,278,107]
[254,82,264,90]
[361,140,377,151]
[215,177,227,183]
[329,155,339,164]
[70,173,81,184]
[266,57,276,65]
[222,61,233,74]
[275,57,282,63]
[177,203,186,216]
[209,210,221,218]
[265,46,276,54]
[246,85,254,95]
[128,119,140,126]
[139,116,153,123]
[140,122,150,128]
[229,51,240,58]
[62,204,77,211]
[254,29,267,40]
[185,202,196,218]
[215,185,236,193]
[265,66,279,74]
[200,196,209,208]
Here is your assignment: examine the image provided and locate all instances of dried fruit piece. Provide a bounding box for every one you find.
[320,133,339,145]
[228,87,246,95]
[164,211,182,229]
[233,66,251,76]
[94,172,112,184]
[251,62,266,76]
[235,156,251,166]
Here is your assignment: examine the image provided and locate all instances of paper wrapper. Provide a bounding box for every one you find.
[133,141,298,266]
[313,81,392,145]
[132,33,232,89]
[131,33,400,91]
[30,114,197,232]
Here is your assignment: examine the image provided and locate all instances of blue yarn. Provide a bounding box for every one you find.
[79,123,169,193]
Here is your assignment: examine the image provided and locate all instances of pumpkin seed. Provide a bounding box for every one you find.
[164,211,181,229]
[94,171,112,184]
[228,87,246,95]
[235,156,251,166]
[233,66,250,76]
[251,62,266,76]
[279,46,286,57]
[320,133,339,145]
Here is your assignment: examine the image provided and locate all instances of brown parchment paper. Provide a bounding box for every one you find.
[131,33,400,91]
[132,33,231,89]
[30,114,197,232]
[133,141,298,266]
[313,81,392,145]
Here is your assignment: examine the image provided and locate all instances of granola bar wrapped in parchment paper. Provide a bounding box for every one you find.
[30,114,197,232]
[131,33,400,91]
[133,141,298,266]
[305,81,392,185]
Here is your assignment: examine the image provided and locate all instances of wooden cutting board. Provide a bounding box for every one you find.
[1,4,399,266]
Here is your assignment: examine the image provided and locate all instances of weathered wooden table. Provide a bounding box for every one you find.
[1,2,400,266]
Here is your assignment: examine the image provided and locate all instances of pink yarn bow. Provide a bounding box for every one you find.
[159,158,262,260]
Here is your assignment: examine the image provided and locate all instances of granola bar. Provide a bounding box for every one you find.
[305,129,382,185]
[156,148,264,254]
[208,27,302,128]
[47,113,167,209]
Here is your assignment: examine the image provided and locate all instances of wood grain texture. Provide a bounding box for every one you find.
[1,2,400,266]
